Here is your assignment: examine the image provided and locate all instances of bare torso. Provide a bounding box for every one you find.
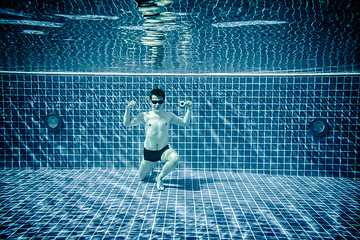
[143,111,172,150]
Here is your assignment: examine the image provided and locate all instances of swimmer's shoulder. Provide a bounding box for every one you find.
[160,111,175,118]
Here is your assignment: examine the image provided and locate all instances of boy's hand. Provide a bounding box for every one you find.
[185,101,192,109]
[126,101,136,110]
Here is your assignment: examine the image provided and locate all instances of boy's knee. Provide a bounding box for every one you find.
[139,171,149,180]
[169,153,179,165]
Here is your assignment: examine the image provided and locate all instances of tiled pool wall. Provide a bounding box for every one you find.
[1,73,359,178]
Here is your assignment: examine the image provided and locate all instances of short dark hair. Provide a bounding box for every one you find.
[150,88,165,100]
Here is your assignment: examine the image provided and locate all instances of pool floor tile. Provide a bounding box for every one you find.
[0,169,359,239]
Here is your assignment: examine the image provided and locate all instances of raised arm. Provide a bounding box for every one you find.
[123,101,144,127]
[171,101,193,127]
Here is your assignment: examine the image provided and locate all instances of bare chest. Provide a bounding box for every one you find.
[144,112,171,129]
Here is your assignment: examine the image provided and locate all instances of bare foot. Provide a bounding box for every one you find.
[155,176,165,191]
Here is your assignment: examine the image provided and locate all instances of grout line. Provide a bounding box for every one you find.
[0,71,360,76]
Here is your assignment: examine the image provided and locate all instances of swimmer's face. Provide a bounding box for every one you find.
[150,95,164,113]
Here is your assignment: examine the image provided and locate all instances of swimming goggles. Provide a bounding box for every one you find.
[151,100,164,104]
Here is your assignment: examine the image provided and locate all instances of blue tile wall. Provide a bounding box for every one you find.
[1,74,359,178]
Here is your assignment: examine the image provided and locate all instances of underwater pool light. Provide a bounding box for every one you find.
[44,113,63,132]
[308,118,330,137]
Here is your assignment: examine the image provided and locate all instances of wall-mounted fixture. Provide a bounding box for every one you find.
[179,101,186,107]
[308,118,329,137]
[44,113,63,132]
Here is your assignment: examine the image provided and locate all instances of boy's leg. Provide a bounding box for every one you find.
[138,159,157,180]
[156,149,179,190]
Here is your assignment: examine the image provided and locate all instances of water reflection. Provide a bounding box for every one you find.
[135,0,169,68]
[134,0,192,69]
[2,0,355,73]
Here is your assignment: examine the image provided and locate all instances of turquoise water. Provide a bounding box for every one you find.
[0,1,359,239]
[0,0,358,73]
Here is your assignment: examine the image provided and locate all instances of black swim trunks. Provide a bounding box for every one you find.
[144,145,170,162]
